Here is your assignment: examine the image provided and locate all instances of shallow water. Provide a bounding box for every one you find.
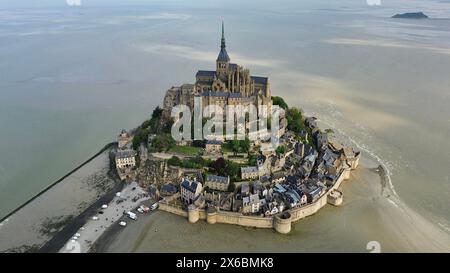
[1,0,450,250]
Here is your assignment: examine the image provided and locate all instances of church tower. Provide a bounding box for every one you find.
[216,22,230,80]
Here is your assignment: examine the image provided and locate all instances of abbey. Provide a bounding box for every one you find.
[163,22,273,118]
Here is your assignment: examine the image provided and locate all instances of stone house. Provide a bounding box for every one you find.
[115,149,137,169]
[241,166,258,180]
[242,194,260,214]
[205,175,230,192]
[180,178,203,205]
[205,140,222,154]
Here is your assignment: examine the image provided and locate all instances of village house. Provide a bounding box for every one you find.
[242,194,260,214]
[283,188,307,208]
[115,149,137,169]
[205,140,222,154]
[302,182,323,203]
[205,175,230,191]
[240,182,250,197]
[252,181,263,196]
[263,201,280,216]
[257,155,270,177]
[180,178,203,205]
[241,166,258,180]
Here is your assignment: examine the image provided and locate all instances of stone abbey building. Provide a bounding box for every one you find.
[163,23,273,118]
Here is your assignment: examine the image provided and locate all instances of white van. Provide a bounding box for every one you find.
[150,203,159,211]
[126,211,137,220]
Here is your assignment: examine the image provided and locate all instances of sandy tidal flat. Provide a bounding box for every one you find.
[0,149,118,253]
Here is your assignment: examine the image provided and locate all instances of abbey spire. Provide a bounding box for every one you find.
[217,21,230,65]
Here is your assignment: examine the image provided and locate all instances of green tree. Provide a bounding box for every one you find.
[132,127,150,150]
[152,106,163,119]
[241,138,250,153]
[150,133,175,152]
[272,96,289,110]
[276,145,286,155]
[286,107,305,134]
[229,139,250,154]
[231,140,240,153]
[168,156,181,166]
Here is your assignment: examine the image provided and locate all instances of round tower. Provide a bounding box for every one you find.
[273,212,292,234]
[327,190,343,207]
[206,206,218,224]
[188,204,199,223]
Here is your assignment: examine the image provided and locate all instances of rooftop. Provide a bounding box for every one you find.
[241,166,258,173]
[196,70,216,77]
[206,140,223,145]
[181,178,200,193]
[251,76,268,85]
[206,175,229,184]
[115,150,136,159]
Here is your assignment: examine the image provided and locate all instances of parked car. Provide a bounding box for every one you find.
[126,211,137,220]
[150,203,159,211]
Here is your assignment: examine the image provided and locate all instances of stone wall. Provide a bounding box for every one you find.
[158,202,187,217]
[158,166,352,233]
[215,211,273,228]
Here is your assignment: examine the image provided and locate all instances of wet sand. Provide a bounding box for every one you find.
[0,146,120,253]
[93,154,450,253]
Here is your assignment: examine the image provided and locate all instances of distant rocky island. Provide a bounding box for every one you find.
[392,12,429,19]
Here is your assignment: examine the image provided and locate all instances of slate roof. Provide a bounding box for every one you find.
[251,76,268,85]
[206,175,229,184]
[196,70,216,77]
[116,150,136,159]
[217,47,230,62]
[206,140,222,145]
[181,179,200,193]
[229,63,238,71]
[241,166,258,173]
